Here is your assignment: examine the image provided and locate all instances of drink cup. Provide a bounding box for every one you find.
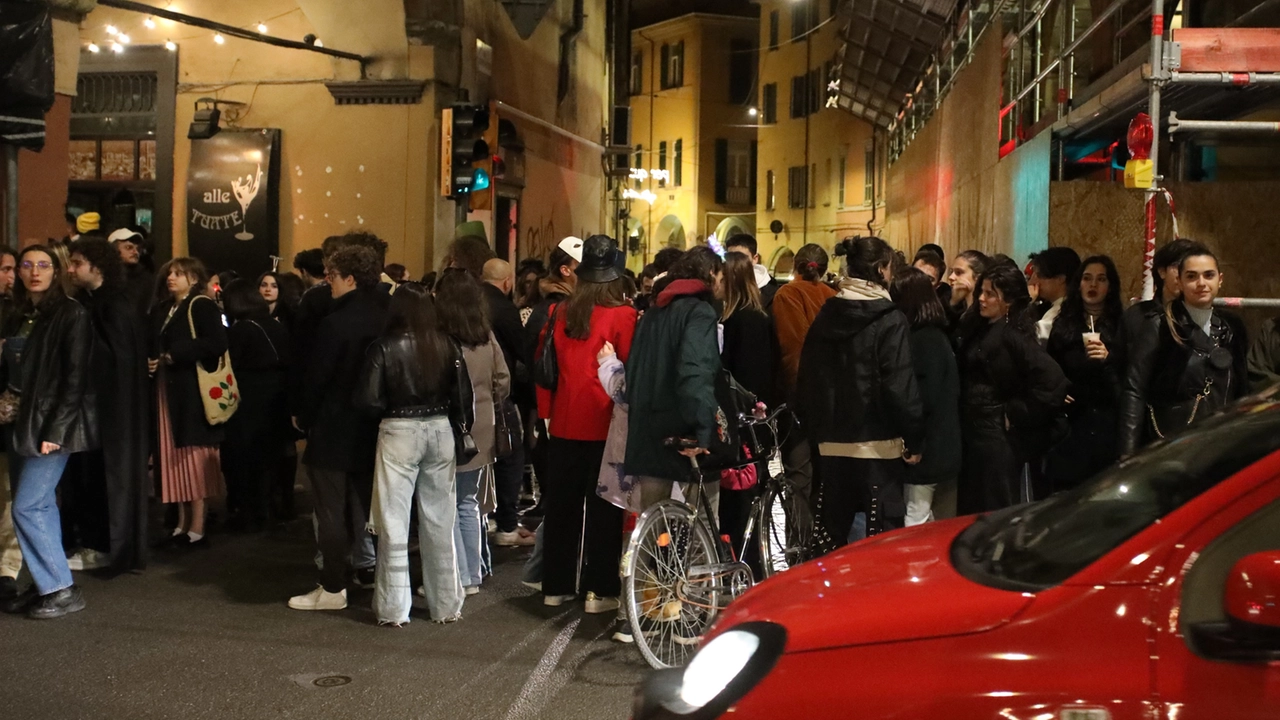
[1082,331,1102,348]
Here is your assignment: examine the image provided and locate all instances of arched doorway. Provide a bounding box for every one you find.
[655,214,686,250]
[711,216,751,246]
[770,247,795,280]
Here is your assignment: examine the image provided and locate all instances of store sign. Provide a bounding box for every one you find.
[186,128,281,277]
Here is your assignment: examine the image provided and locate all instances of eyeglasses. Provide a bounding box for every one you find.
[20,261,53,271]
[324,269,344,281]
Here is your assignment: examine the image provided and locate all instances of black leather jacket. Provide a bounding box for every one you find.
[7,294,99,457]
[355,333,475,430]
[1119,300,1248,456]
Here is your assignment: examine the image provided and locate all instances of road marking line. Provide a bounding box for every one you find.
[503,617,581,720]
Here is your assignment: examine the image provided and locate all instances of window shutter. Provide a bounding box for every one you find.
[660,44,670,88]
[714,139,728,204]
[749,141,758,200]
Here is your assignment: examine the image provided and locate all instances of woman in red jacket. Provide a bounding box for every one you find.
[538,235,636,612]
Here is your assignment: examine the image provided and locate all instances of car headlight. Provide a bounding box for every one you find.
[633,622,787,720]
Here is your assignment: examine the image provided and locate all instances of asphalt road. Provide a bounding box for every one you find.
[2,513,648,720]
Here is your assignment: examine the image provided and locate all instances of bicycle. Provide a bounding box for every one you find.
[620,404,812,669]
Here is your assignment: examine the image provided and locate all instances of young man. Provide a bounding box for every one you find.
[108,227,154,319]
[725,234,780,311]
[290,244,388,611]
[0,249,19,599]
[66,238,150,574]
[293,248,326,289]
[1027,247,1081,344]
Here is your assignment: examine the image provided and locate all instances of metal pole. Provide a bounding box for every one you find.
[3,144,17,252]
[1168,116,1280,133]
[1216,297,1280,309]
[1143,0,1167,302]
[1170,71,1280,85]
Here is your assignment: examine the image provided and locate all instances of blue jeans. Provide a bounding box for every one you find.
[522,521,544,584]
[11,452,72,595]
[454,468,484,588]
[372,417,463,624]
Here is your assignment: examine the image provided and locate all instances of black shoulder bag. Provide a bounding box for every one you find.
[451,340,479,465]
[533,303,562,391]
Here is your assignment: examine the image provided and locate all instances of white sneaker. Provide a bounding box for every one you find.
[494,529,536,547]
[486,517,498,533]
[67,549,109,572]
[584,592,619,614]
[612,629,635,643]
[522,580,542,592]
[465,586,480,596]
[543,594,576,607]
[288,585,348,611]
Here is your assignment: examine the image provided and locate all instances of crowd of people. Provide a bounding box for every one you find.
[0,216,1274,632]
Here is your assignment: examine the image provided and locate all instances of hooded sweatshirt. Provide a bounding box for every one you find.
[796,278,924,458]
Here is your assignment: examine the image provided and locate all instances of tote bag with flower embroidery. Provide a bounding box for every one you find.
[188,296,239,424]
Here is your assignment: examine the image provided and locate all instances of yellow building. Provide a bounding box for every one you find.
[627,12,759,262]
[753,0,882,274]
[17,0,612,277]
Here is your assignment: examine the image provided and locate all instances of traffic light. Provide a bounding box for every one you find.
[440,103,490,198]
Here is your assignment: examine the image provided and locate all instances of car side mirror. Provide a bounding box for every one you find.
[1190,551,1280,662]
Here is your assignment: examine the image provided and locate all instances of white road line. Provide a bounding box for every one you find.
[503,617,582,720]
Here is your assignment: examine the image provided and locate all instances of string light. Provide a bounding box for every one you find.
[165,40,177,51]
[118,33,131,44]
[143,17,155,29]
[105,25,118,35]
[748,107,758,117]
[257,22,268,33]
[314,39,323,47]
[87,43,101,53]
[213,33,225,44]
[110,42,123,53]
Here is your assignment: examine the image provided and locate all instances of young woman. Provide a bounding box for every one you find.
[0,246,97,619]
[149,257,228,548]
[890,268,961,524]
[797,237,924,543]
[717,252,773,552]
[435,269,510,597]
[1122,244,1248,454]
[945,250,989,335]
[356,282,474,625]
[220,279,293,532]
[956,264,1068,514]
[534,235,635,612]
[1045,255,1125,490]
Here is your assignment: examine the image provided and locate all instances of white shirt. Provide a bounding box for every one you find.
[1035,297,1064,345]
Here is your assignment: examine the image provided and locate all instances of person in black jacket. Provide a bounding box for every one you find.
[1121,244,1248,456]
[956,264,1069,514]
[1045,255,1125,490]
[726,234,780,312]
[0,246,97,619]
[149,257,229,549]
[289,244,388,612]
[945,250,988,337]
[220,280,293,532]
[890,268,961,524]
[717,252,774,551]
[797,237,924,543]
[356,282,475,626]
[62,237,150,575]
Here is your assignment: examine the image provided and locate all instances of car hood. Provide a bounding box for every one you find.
[713,518,1035,653]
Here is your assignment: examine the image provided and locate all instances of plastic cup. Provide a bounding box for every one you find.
[1082,331,1101,347]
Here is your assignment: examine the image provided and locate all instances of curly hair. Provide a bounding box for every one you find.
[326,245,381,289]
[70,236,124,291]
[328,230,388,265]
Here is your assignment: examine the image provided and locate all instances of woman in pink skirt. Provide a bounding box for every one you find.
[148,257,227,548]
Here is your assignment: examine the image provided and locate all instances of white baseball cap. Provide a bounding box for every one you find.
[108,228,143,244]
[558,236,584,263]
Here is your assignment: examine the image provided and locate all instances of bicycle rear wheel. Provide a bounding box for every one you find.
[623,500,720,669]
[756,479,813,579]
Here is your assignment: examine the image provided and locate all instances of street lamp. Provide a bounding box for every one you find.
[748,107,758,117]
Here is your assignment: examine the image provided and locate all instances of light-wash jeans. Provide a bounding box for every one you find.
[904,484,936,526]
[11,452,73,595]
[0,454,22,580]
[522,522,544,585]
[372,417,463,624]
[455,468,484,589]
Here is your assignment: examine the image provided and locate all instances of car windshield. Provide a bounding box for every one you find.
[959,393,1280,591]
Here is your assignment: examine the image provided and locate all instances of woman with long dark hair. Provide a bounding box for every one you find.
[356,282,474,625]
[435,269,510,597]
[149,257,228,547]
[220,279,293,532]
[797,237,923,543]
[890,267,961,524]
[1045,255,1125,489]
[956,264,1068,514]
[945,250,988,334]
[0,246,97,618]
[1122,243,1248,455]
[534,235,635,611]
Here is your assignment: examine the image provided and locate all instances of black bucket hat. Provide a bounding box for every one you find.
[575,234,622,284]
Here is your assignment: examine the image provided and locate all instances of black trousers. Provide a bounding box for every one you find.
[494,443,525,533]
[542,437,622,598]
[958,405,1023,515]
[60,452,110,554]
[308,466,374,593]
[814,455,905,546]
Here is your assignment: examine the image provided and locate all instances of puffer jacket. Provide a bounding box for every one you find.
[795,279,924,455]
[8,294,98,457]
[624,279,721,482]
[355,332,475,432]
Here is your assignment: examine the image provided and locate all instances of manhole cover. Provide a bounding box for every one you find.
[313,675,352,688]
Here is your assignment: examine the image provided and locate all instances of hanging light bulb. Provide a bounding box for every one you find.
[143,17,156,29]
[110,42,124,53]
[118,33,131,44]
[214,33,225,44]
[105,25,118,35]
[165,40,177,51]
[257,22,268,33]
[314,39,323,48]
[87,42,101,53]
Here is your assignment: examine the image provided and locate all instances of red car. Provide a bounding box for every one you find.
[633,394,1280,720]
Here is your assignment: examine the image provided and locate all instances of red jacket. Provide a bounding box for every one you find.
[536,303,637,441]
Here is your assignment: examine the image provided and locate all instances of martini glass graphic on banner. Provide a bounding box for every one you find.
[231,164,264,240]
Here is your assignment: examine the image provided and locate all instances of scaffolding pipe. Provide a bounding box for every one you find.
[1009,0,1131,107]
[1170,71,1280,85]
[1216,297,1280,309]
[1143,0,1166,302]
[1169,116,1280,133]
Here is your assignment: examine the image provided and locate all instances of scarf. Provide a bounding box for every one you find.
[836,277,891,302]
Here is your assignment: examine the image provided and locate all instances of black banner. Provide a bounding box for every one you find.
[186,128,281,278]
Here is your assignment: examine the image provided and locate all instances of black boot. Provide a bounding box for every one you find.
[27,585,86,620]
[1,585,39,614]
[0,575,18,600]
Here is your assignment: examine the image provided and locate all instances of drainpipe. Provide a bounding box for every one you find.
[803,18,812,245]
[558,0,585,101]
[1142,0,1166,301]
[3,145,16,251]
[639,28,656,260]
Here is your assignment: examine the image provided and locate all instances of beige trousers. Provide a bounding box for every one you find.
[0,454,22,579]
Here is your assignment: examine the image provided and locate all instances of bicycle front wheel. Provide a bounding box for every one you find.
[757,479,812,579]
[624,499,720,669]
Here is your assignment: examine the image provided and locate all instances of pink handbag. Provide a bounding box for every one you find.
[719,446,758,490]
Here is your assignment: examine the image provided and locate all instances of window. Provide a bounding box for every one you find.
[660,41,684,89]
[766,170,775,211]
[729,39,755,105]
[823,158,832,206]
[768,10,779,50]
[809,68,821,116]
[809,163,817,208]
[762,83,777,124]
[791,0,819,42]
[829,0,840,19]
[634,145,642,190]
[630,51,643,95]
[788,165,807,208]
[864,141,875,204]
[674,139,682,186]
[658,141,667,187]
[716,139,755,205]
[837,155,846,208]
[789,75,807,118]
